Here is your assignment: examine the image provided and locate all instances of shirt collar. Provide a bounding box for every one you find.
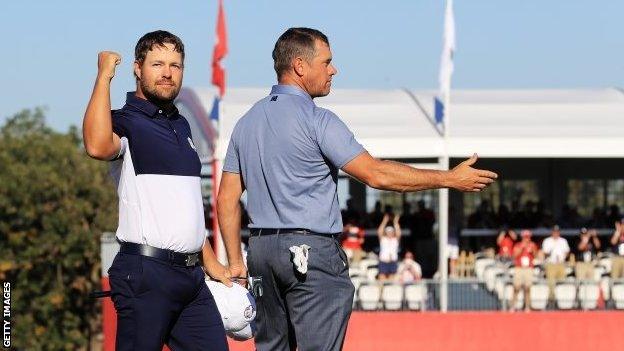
[270,84,313,104]
[124,92,179,118]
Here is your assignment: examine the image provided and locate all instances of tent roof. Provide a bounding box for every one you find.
[185,87,624,159]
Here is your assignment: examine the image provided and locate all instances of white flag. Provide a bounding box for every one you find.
[435,0,456,125]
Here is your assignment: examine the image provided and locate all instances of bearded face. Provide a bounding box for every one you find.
[134,43,183,104]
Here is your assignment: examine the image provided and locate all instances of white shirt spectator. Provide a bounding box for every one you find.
[379,236,399,262]
[542,236,570,263]
[398,258,422,283]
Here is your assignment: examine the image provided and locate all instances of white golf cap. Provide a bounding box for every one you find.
[205,279,257,341]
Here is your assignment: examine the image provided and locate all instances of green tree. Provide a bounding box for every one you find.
[0,108,117,350]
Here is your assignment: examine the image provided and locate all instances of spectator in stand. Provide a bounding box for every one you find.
[610,218,624,279]
[467,200,496,229]
[511,230,538,312]
[400,202,419,254]
[341,220,366,264]
[496,204,511,228]
[533,201,544,227]
[397,251,422,283]
[586,208,607,229]
[559,204,581,228]
[542,225,570,301]
[414,200,435,240]
[377,213,401,281]
[368,200,384,228]
[509,200,524,229]
[607,205,621,230]
[341,198,361,227]
[399,202,413,228]
[575,228,600,281]
[497,228,518,263]
[523,201,538,228]
[448,205,461,277]
[447,229,460,277]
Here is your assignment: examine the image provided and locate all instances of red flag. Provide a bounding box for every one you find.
[212,0,227,97]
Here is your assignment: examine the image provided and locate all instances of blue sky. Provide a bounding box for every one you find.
[2,0,623,131]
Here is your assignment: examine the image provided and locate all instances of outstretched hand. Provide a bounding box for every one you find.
[448,154,498,192]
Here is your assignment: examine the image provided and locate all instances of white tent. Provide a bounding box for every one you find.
[180,87,624,161]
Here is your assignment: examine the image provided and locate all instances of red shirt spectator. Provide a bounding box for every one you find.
[499,237,514,257]
[513,230,538,268]
[497,229,517,258]
[342,224,365,250]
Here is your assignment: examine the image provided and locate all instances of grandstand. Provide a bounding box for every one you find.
[97,87,624,351]
[346,250,624,312]
[176,86,624,275]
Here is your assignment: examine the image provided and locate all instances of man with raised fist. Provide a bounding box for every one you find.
[82,31,228,351]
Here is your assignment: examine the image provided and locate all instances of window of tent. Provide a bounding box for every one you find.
[500,180,540,208]
[462,180,540,228]
[462,182,501,227]
[567,179,605,219]
[607,180,624,213]
[365,188,437,215]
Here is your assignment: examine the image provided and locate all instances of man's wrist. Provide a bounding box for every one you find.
[96,73,114,84]
[440,170,454,189]
[228,257,245,267]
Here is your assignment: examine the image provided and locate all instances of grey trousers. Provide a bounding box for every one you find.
[247,233,355,351]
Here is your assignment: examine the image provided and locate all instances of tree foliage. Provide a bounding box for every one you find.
[0,108,117,350]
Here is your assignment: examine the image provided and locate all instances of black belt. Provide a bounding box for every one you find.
[249,228,340,240]
[119,242,200,267]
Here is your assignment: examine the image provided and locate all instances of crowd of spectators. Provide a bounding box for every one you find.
[341,210,424,284]
[467,200,622,229]
[341,199,435,239]
[497,220,624,311]
[208,197,624,288]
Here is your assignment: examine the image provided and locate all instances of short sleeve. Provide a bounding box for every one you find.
[110,111,129,161]
[222,130,240,174]
[110,137,128,161]
[316,110,366,168]
[111,110,127,137]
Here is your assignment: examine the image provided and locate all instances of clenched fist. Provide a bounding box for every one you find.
[448,153,498,192]
[97,51,121,80]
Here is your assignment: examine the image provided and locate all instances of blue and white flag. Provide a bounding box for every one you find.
[435,0,456,126]
[209,96,220,131]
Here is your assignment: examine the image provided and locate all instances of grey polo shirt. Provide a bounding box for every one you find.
[223,84,366,234]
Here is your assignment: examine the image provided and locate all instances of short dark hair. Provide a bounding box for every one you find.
[135,30,185,64]
[272,27,329,78]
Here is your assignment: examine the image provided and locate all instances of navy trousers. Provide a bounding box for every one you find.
[108,252,228,351]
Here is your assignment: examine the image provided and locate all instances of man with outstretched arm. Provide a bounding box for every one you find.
[218,27,498,351]
[83,30,229,351]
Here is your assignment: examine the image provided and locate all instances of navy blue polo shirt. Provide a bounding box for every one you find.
[223,85,366,234]
[110,92,205,253]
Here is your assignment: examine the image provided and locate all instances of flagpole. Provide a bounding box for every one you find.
[210,0,228,263]
[438,104,450,313]
[437,0,454,313]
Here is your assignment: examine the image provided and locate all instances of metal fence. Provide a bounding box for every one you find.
[351,277,624,312]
